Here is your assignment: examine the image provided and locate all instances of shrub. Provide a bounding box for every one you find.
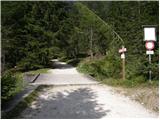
[17,58,44,71]
[1,71,24,104]
[77,54,121,80]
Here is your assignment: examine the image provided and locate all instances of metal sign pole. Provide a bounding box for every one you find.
[122,55,125,80]
[122,46,125,80]
[149,54,152,82]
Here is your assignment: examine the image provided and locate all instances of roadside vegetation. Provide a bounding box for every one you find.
[1,70,24,105]
[1,68,50,104]
[25,68,50,74]
[77,58,159,112]
[2,1,158,78]
[77,57,158,87]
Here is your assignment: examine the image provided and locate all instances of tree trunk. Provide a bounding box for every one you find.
[90,27,93,59]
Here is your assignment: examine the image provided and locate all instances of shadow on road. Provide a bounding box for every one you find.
[50,60,73,69]
[52,63,73,69]
[20,87,110,119]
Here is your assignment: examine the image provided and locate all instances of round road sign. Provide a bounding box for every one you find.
[145,41,155,50]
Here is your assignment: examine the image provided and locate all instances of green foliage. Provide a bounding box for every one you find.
[26,68,50,74]
[1,1,158,80]
[101,76,145,88]
[17,57,44,71]
[77,1,158,81]
[102,76,158,88]
[1,71,24,103]
[77,53,121,80]
[2,1,71,71]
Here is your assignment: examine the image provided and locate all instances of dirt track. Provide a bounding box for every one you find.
[19,60,157,118]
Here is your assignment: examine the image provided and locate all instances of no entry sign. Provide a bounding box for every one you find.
[145,41,155,50]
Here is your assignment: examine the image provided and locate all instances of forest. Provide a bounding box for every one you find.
[1,1,159,104]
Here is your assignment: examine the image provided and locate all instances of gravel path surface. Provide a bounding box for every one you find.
[18,60,157,118]
[33,61,98,85]
[19,85,157,118]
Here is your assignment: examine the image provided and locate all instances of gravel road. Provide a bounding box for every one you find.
[19,60,157,118]
[33,60,98,85]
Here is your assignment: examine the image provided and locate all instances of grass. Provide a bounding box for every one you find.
[113,83,159,113]
[14,72,26,93]
[101,77,159,88]
[26,68,50,74]
[77,59,158,88]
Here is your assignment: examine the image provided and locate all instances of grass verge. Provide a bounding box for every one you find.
[14,72,26,92]
[101,77,158,88]
[25,68,50,74]
[112,85,159,113]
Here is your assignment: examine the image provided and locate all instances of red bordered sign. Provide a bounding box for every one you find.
[145,41,155,50]
[119,47,127,53]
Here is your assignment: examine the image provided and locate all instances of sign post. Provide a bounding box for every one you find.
[119,46,127,80]
[149,54,151,82]
[143,25,156,82]
[122,53,125,80]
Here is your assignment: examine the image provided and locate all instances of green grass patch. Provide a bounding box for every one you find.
[14,72,26,92]
[77,58,158,88]
[100,76,158,88]
[26,68,50,74]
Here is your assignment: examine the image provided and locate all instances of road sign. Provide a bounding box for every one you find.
[145,41,155,50]
[119,47,127,53]
[146,50,154,55]
[144,27,156,41]
[121,53,125,59]
[119,46,126,80]
[143,25,157,82]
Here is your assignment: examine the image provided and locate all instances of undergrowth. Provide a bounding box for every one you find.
[77,57,158,88]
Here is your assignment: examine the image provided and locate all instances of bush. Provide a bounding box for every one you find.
[17,58,44,71]
[77,61,97,76]
[140,61,159,80]
[77,54,121,80]
[1,71,24,104]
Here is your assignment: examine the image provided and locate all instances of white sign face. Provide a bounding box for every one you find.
[146,50,154,55]
[144,27,156,41]
[121,53,125,59]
